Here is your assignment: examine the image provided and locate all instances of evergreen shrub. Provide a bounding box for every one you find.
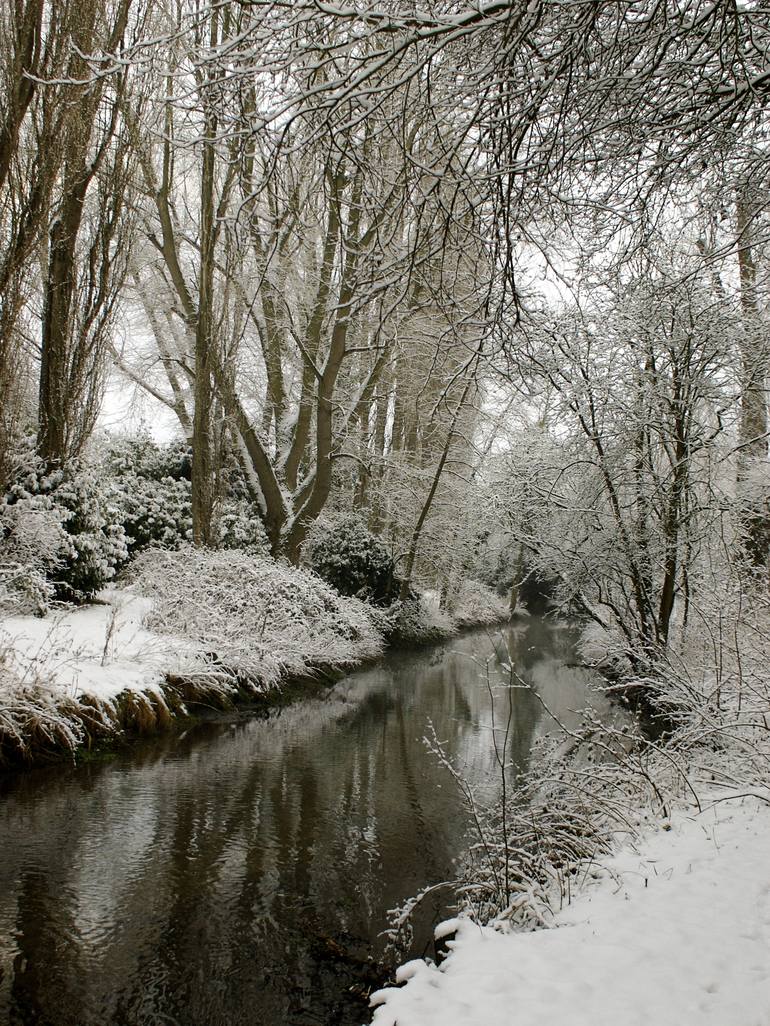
[306,516,399,606]
[2,459,128,606]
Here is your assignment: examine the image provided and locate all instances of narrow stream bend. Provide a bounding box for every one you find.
[0,619,617,1026]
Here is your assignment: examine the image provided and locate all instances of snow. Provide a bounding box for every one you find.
[4,582,769,1026]
[371,795,770,1026]
[0,587,195,704]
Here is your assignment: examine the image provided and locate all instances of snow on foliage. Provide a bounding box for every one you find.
[215,499,269,553]
[102,433,192,481]
[49,470,129,601]
[452,580,509,628]
[385,594,456,645]
[2,456,129,606]
[133,547,384,689]
[103,433,268,557]
[0,495,67,615]
[306,516,399,605]
[114,474,193,555]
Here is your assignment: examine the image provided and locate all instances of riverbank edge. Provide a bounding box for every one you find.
[0,606,513,771]
[368,793,770,1026]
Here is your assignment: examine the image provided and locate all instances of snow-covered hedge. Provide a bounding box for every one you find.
[216,499,269,552]
[103,433,192,482]
[132,547,384,689]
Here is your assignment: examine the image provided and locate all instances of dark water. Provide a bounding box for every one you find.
[0,619,615,1026]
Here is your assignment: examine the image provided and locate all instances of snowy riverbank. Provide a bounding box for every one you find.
[1,588,190,704]
[0,551,509,766]
[0,586,217,763]
[370,793,770,1026]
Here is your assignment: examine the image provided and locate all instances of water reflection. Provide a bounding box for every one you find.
[0,619,614,1026]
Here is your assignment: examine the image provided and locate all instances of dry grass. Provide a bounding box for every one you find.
[0,644,86,764]
[0,637,184,764]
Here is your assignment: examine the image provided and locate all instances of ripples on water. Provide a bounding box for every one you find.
[0,619,616,1026]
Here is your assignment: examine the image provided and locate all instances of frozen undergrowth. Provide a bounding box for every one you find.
[581,578,770,808]
[386,593,457,645]
[0,642,88,761]
[132,547,384,690]
[371,794,770,1026]
[460,704,766,934]
[451,580,510,629]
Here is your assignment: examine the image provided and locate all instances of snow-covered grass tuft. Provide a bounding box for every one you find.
[0,641,86,762]
[132,547,384,690]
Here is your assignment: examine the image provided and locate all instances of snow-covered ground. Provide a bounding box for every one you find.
[371,795,770,1026]
[0,587,193,704]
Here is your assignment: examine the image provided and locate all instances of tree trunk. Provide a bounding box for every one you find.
[38,199,82,467]
[191,9,219,547]
[736,185,770,565]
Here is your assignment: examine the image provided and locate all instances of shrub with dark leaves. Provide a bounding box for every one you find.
[306,517,399,605]
[4,462,128,604]
[104,432,192,481]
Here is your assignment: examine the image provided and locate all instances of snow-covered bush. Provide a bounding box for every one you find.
[44,470,128,601]
[114,474,193,555]
[217,499,269,552]
[112,477,269,557]
[0,495,67,614]
[103,433,193,556]
[452,580,509,628]
[306,516,399,605]
[104,433,267,557]
[2,458,128,607]
[384,595,456,646]
[103,432,192,482]
[132,547,383,689]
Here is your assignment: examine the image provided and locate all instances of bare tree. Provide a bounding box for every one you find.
[0,1,80,484]
[497,254,733,663]
[37,0,137,469]
[120,7,493,562]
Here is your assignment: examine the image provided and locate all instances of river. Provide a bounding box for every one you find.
[0,618,617,1026]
